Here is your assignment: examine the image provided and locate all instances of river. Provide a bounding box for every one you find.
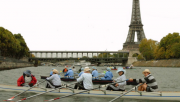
[0,66,180,102]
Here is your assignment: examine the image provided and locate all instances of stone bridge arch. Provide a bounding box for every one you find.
[128,50,141,57]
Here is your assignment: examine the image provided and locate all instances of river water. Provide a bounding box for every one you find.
[0,66,180,102]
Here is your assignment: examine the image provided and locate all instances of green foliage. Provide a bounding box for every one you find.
[0,27,29,59]
[137,54,144,60]
[93,56,97,58]
[82,56,88,58]
[132,53,138,57]
[97,53,112,58]
[139,38,157,60]
[154,32,180,59]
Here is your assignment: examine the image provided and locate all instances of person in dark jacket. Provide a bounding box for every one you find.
[17,70,37,87]
[129,69,158,92]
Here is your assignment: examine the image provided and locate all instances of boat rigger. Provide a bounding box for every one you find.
[0,84,180,101]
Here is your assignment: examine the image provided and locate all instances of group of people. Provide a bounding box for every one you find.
[17,66,158,92]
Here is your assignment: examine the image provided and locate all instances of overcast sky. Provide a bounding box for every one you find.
[0,0,180,51]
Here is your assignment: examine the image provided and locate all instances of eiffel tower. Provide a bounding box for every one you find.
[123,0,146,50]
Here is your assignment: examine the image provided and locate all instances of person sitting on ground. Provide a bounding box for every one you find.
[64,67,74,79]
[106,67,126,91]
[50,68,55,76]
[92,66,99,80]
[78,68,84,77]
[129,69,158,92]
[46,69,61,88]
[17,70,37,87]
[63,67,68,73]
[74,67,93,90]
[101,67,113,80]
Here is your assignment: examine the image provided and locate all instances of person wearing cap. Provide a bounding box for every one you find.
[50,68,55,76]
[101,67,113,80]
[92,66,99,80]
[46,69,62,88]
[106,67,126,91]
[78,68,84,77]
[64,67,74,79]
[17,70,37,87]
[129,69,158,92]
[75,67,93,90]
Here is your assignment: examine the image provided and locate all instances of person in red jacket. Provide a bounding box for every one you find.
[17,70,37,87]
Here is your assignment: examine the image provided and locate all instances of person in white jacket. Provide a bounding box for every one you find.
[46,69,61,88]
[75,67,93,90]
[106,67,126,91]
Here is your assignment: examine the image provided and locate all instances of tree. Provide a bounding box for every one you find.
[0,27,30,59]
[139,38,157,60]
[154,32,180,59]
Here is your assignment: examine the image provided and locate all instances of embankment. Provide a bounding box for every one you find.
[0,62,33,71]
[133,59,180,67]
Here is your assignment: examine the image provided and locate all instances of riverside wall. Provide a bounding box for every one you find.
[0,62,33,71]
[133,59,180,67]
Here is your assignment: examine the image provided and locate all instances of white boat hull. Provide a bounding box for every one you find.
[0,84,180,101]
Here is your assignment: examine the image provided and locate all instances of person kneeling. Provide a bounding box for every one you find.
[129,69,158,92]
[74,67,93,90]
[46,69,61,88]
[106,68,126,91]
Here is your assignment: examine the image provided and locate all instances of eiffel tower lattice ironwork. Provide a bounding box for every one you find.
[123,0,146,50]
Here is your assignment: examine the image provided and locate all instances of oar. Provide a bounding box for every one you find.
[44,80,128,102]
[108,83,144,102]
[3,80,46,101]
[15,82,77,102]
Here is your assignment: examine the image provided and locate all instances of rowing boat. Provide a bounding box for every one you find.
[40,76,138,85]
[0,84,179,101]
[41,76,76,81]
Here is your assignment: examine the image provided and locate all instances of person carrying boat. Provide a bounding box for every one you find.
[129,69,158,92]
[106,67,126,91]
[46,69,61,88]
[64,67,74,79]
[101,67,113,80]
[63,67,68,73]
[17,70,37,87]
[78,68,84,77]
[92,66,98,80]
[74,67,93,90]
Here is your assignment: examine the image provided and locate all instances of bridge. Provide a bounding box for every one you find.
[29,50,130,65]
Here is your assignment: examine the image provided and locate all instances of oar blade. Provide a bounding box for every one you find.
[3,96,15,101]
